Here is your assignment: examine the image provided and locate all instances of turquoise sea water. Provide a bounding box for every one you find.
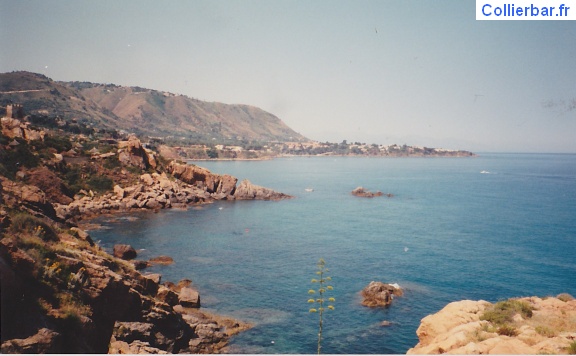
[90,154,576,354]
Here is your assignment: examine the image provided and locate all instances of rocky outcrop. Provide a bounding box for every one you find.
[118,134,157,170]
[26,167,73,205]
[234,179,291,200]
[167,162,237,198]
[54,163,291,221]
[407,296,576,354]
[168,162,291,201]
[352,186,392,198]
[0,219,250,354]
[1,116,45,141]
[53,172,209,221]
[0,176,58,220]
[360,281,403,307]
[1,328,62,353]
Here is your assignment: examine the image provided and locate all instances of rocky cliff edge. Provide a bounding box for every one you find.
[407,296,576,354]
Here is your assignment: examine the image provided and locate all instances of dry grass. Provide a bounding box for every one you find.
[535,325,556,337]
[567,340,576,354]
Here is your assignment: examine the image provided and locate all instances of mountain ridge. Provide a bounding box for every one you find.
[0,71,307,143]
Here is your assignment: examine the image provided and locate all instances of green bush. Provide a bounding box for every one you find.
[9,212,58,241]
[43,135,73,153]
[0,140,40,177]
[62,166,83,195]
[86,175,113,193]
[103,158,121,170]
[480,299,533,325]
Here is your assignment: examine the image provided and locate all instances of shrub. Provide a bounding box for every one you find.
[480,299,533,325]
[557,293,574,302]
[568,341,576,355]
[0,140,40,177]
[103,158,121,170]
[535,325,556,337]
[56,292,92,329]
[497,324,518,336]
[42,135,73,153]
[9,212,57,241]
[86,175,113,193]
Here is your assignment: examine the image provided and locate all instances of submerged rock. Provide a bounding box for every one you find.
[149,255,174,265]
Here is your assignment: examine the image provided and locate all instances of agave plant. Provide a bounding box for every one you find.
[308,258,335,354]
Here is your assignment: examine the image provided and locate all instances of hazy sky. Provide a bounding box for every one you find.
[1,0,575,152]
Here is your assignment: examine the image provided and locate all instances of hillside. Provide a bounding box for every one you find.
[0,71,307,143]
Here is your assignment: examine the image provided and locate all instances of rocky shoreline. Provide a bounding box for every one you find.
[1,133,290,353]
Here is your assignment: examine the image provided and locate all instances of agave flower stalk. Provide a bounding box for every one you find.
[308,258,335,354]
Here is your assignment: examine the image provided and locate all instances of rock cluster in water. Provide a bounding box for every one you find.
[351,186,393,198]
[360,281,403,307]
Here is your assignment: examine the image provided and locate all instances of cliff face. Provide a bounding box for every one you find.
[407,296,576,355]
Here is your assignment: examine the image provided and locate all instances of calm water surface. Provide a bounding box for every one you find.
[90,154,576,354]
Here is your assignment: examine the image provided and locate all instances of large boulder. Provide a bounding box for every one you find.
[167,162,237,196]
[178,287,201,308]
[26,167,73,205]
[360,281,403,307]
[118,134,157,170]
[0,177,58,220]
[0,328,62,354]
[113,244,137,260]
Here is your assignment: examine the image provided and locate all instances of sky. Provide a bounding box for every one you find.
[1,0,575,152]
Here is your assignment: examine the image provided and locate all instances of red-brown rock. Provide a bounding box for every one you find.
[113,244,137,260]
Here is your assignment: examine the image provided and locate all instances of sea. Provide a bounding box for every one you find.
[89,153,576,354]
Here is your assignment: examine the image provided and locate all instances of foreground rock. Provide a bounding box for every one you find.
[0,225,250,353]
[0,179,251,353]
[407,296,576,354]
[360,281,403,307]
